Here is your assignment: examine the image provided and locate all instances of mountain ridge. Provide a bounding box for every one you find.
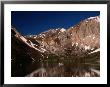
[11,16,100,77]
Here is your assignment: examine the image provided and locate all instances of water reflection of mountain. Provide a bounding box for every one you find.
[26,61,99,77]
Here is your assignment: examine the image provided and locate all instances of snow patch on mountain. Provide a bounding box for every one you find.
[29,40,36,47]
[89,48,100,54]
[20,36,27,42]
[20,36,32,47]
[88,17,96,20]
[88,16,100,22]
[19,36,46,53]
[85,45,90,50]
[93,36,95,39]
[60,28,66,32]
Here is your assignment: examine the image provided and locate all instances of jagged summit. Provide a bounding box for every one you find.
[87,16,100,22]
[12,16,100,55]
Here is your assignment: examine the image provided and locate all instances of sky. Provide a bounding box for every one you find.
[11,11,100,35]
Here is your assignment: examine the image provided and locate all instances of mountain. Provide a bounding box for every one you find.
[11,26,46,76]
[23,16,100,57]
[11,16,100,77]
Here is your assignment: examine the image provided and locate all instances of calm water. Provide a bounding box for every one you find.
[12,59,99,77]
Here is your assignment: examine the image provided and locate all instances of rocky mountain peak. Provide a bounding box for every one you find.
[27,16,100,54]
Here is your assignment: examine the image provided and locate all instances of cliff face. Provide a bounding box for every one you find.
[11,27,45,76]
[11,16,100,77]
[24,16,100,55]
